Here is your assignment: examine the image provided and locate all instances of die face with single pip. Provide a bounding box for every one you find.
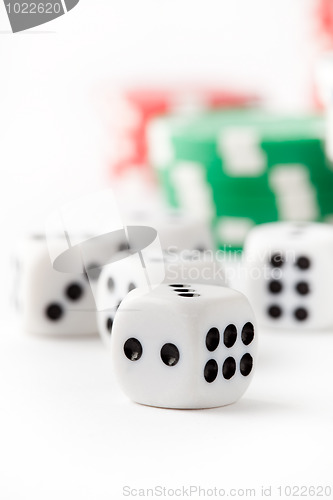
[111,283,256,409]
[243,222,333,329]
[96,250,226,346]
[16,236,98,336]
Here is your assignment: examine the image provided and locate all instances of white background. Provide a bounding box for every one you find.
[0,0,323,302]
[0,1,332,498]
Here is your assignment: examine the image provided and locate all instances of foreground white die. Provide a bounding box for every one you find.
[97,250,226,345]
[16,235,98,335]
[242,222,333,329]
[111,283,256,409]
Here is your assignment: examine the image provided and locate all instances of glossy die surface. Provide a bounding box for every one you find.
[111,283,256,409]
[243,222,333,329]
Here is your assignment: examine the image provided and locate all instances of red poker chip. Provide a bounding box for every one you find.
[109,87,258,177]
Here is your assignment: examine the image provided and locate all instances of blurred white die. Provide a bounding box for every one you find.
[96,250,226,345]
[242,222,333,329]
[111,283,256,409]
[124,209,213,252]
[16,235,99,335]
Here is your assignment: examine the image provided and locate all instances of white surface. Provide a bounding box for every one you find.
[1,313,332,499]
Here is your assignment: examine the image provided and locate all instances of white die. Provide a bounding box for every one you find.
[96,250,226,346]
[242,222,333,329]
[16,235,98,336]
[124,209,214,252]
[111,283,256,409]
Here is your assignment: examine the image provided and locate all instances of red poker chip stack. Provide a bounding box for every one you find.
[108,88,257,177]
[317,0,333,48]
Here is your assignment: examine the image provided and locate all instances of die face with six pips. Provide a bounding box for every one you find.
[111,283,257,409]
[243,222,333,329]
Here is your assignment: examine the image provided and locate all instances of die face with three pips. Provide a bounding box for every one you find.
[17,236,98,336]
[97,250,226,346]
[17,230,135,336]
[111,283,256,409]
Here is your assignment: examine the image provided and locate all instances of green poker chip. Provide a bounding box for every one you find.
[149,109,333,250]
[149,109,326,164]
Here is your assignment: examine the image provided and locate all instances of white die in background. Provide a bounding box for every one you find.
[15,235,98,336]
[111,283,256,409]
[123,209,214,253]
[242,222,333,329]
[96,250,226,346]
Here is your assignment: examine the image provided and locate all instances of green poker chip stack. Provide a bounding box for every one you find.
[148,109,333,251]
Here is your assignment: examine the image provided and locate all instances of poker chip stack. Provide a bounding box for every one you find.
[147,108,333,251]
[316,52,333,161]
[108,88,257,176]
